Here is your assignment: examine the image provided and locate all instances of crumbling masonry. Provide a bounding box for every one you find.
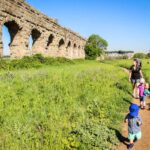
[0,0,86,59]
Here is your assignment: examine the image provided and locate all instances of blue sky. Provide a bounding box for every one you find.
[2,0,150,54]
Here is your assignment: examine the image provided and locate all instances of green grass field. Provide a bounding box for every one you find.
[102,59,150,82]
[0,60,133,150]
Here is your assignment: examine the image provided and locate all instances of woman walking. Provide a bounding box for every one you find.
[129,59,143,98]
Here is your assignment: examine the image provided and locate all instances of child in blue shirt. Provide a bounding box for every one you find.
[144,83,150,109]
[124,104,142,150]
[144,83,150,95]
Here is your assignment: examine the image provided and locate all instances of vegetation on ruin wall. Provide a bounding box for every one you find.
[0,59,132,150]
[0,54,77,70]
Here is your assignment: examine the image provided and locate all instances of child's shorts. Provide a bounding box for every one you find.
[140,96,145,101]
[128,131,142,141]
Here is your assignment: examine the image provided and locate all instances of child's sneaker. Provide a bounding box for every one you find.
[128,143,134,150]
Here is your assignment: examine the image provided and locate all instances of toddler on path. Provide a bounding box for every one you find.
[124,104,142,150]
[144,83,150,109]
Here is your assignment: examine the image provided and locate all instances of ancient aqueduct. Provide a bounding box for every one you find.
[0,0,86,59]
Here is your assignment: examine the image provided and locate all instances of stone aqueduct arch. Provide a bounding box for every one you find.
[0,0,86,59]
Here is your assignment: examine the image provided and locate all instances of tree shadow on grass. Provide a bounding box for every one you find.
[110,128,129,147]
[126,90,133,97]
[123,98,132,105]
[114,81,133,97]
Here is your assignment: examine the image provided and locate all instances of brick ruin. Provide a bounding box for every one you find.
[0,0,86,59]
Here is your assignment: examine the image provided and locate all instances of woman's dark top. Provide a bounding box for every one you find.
[130,65,141,79]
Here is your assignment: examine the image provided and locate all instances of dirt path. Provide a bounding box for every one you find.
[117,98,150,150]
[117,69,150,150]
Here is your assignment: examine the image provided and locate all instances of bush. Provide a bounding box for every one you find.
[33,54,46,63]
[133,53,147,59]
[122,55,129,59]
[55,57,74,64]
[65,122,118,150]
[85,34,108,60]
[10,56,42,69]
[147,53,150,58]
[0,54,75,70]
[85,44,100,60]
[44,57,74,65]
[0,59,10,70]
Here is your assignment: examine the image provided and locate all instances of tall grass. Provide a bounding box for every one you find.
[0,60,132,150]
[102,59,150,81]
[100,59,132,69]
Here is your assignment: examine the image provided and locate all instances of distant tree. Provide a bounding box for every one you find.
[85,34,108,59]
[147,53,150,58]
[133,53,147,59]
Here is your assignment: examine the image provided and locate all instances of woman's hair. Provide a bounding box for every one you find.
[134,58,142,69]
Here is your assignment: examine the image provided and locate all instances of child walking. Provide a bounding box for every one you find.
[138,78,145,109]
[144,83,150,109]
[124,104,142,150]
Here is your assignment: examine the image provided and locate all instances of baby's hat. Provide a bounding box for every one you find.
[129,103,139,117]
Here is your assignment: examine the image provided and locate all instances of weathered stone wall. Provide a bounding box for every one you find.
[0,0,86,59]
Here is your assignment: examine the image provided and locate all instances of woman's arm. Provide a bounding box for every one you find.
[140,70,143,78]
